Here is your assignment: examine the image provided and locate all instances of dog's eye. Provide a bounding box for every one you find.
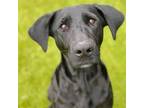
[59,24,69,32]
[88,18,96,26]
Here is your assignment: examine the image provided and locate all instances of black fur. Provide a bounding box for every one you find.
[28,4,124,108]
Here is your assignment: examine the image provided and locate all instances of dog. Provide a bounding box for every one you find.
[28,4,124,108]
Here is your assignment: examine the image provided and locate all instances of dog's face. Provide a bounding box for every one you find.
[51,5,105,69]
[28,4,124,69]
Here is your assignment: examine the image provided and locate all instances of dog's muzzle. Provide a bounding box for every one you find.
[72,40,95,57]
[69,39,99,69]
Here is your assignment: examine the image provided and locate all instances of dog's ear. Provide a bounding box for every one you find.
[28,12,55,52]
[94,5,124,40]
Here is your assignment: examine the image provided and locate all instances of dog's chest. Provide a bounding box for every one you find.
[57,70,109,107]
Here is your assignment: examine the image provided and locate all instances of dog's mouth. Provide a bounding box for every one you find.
[80,63,93,68]
[73,59,98,69]
[67,51,100,69]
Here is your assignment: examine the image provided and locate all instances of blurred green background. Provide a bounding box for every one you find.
[18,0,126,108]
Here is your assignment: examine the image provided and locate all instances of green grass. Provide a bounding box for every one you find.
[18,0,126,108]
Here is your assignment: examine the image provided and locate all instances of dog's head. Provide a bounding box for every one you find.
[28,4,124,69]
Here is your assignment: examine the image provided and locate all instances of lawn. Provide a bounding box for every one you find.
[18,0,126,108]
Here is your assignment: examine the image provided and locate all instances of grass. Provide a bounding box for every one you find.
[18,0,126,108]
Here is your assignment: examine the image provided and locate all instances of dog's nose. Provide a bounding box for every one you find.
[73,41,95,57]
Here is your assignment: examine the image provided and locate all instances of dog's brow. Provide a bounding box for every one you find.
[60,16,71,23]
[82,12,97,18]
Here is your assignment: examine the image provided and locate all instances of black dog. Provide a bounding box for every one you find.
[28,4,124,108]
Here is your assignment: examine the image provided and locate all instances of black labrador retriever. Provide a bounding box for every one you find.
[28,4,124,108]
